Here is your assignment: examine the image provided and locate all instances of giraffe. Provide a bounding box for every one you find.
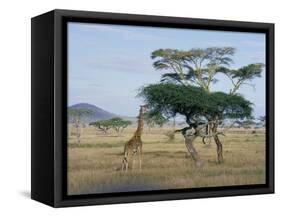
[121,105,146,172]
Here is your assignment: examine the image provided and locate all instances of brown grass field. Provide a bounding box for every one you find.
[67,126,266,195]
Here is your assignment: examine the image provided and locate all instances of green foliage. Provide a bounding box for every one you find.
[139,83,253,124]
[144,110,168,128]
[146,46,264,132]
[90,119,112,134]
[90,117,132,134]
[140,46,263,163]
[226,63,264,94]
[229,64,264,80]
[110,117,132,133]
[151,48,264,96]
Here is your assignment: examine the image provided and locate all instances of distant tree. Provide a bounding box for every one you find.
[89,119,112,134]
[258,115,266,127]
[110,117,132,135]
[90,118,132,135]
[68,108,93,146]
[239,118,256,129]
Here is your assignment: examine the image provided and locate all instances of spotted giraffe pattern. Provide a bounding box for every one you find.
[121,105,146,172]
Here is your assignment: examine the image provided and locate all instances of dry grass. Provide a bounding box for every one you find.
[67,127,266,195]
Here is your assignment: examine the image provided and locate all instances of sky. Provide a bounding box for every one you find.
[67,22,266,118]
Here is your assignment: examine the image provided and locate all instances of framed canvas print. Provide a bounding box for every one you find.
[31,9,274,207]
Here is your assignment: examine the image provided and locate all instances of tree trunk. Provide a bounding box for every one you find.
[211,122,223,163]
[183,134,204,167]
[75,118,81,146]
[214,135,223,163]
[205,124,209,135]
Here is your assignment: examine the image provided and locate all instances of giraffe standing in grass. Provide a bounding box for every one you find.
[121,105,146,172]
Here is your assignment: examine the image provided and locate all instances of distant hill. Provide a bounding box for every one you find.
[68,103,187,126]
[68,103,119,123]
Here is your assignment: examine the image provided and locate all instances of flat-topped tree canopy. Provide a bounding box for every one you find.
[151,47,264,95]
[139,83,253,125]
[151,47,235,90]
[226,63,264,94]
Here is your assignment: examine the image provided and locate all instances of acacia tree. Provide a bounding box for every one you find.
[239,118,256,129]
[90,118,132,135]
[90,119,112,134]
[225,63,264,94]
[151,47,235,91]
[68,108,93,146]
[141,47,263,164]
[151,48,263,93]
[139,83,252,166]
[110,117,132,135]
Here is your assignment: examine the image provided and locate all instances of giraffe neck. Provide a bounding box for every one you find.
[135,107,144,136]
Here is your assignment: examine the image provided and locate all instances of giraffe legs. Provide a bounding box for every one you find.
[122,153,129,172]
[121,142,143,172]
[125,160,128,171]
[121,157,126,172]
[121,152,142,172]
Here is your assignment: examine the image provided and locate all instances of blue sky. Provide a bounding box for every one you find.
[68,22,266,118]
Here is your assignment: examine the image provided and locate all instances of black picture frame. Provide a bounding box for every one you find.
[31,9,274,207]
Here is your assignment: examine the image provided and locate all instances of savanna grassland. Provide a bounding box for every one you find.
[67,126,266,195]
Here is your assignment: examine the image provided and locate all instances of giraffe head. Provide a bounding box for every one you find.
[140,105,147,113]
